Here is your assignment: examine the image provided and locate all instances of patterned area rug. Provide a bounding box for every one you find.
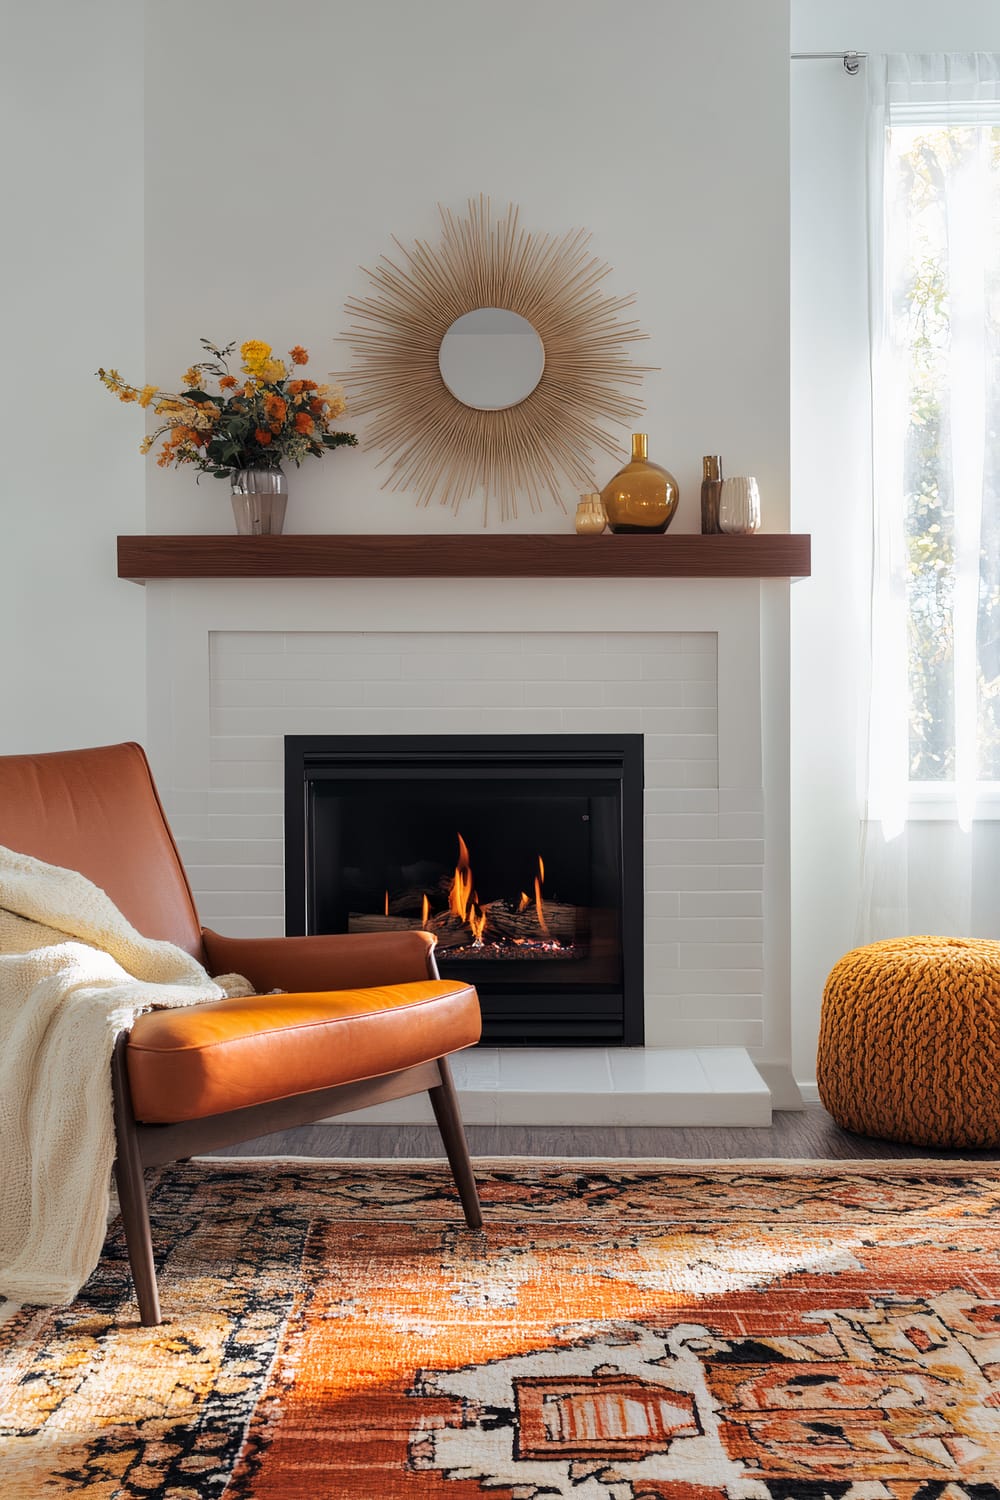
[3,1160,1000,1499]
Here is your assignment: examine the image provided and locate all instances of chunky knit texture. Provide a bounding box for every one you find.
[817,935,1000,1147]
[0,844,227,1308]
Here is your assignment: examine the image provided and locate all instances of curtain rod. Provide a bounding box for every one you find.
[792,50,866,75]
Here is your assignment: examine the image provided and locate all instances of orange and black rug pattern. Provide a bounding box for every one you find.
[4,1159,1000,1498]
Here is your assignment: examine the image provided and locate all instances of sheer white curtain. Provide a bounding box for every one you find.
[860,53,1000,942]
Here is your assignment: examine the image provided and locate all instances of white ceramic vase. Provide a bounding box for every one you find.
[718,475,761,536]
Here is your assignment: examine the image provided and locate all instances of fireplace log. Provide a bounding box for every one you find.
[483,900,576,944]
[347,914,421,935]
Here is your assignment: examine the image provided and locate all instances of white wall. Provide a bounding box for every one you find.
[0,2,146,754]
[789,0,1000,1087]
[143,0,790,536]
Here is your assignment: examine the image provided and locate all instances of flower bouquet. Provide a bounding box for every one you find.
[98,339,357,532]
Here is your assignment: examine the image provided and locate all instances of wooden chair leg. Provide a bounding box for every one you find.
[428,1056,482,1230]
[110,1036,162,1326]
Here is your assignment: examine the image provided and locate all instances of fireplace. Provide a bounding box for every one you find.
[284,734,644,1045]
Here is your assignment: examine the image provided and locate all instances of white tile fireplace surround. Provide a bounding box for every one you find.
[146,575,795,1127]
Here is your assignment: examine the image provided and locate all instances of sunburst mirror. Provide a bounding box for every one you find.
[339,197,653,523]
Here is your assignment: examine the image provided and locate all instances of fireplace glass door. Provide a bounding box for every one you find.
[285,735,643,1044]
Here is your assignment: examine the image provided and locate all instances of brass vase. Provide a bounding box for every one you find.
[600,434,679,534]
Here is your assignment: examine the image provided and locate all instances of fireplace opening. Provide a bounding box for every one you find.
[284,735,643,1045]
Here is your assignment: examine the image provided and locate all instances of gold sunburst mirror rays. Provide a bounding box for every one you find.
[339,197,654,523]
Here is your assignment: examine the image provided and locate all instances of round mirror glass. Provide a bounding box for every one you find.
[438,307,545,410]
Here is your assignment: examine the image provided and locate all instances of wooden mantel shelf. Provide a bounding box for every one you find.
[118,533,811,583]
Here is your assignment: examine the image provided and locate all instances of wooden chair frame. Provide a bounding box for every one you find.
[110,1041,481,1325]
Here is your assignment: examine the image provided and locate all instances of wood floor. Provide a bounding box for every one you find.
[211,1105,1000,1162]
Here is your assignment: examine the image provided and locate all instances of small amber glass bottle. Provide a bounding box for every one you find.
[600,434,679,535]
[701,455,723,534]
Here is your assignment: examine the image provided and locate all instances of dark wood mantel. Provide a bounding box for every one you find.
[117,533,811,583]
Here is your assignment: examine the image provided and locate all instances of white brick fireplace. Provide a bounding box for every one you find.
[146,573,795,1126]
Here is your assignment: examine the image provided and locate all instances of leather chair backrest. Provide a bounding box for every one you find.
[0,742,204,957]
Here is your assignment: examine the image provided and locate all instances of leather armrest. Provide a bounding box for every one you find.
[201,928,439,993]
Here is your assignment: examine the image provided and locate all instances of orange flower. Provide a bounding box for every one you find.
[219,374,237,390]
[255,428,273,445]
[287,379,305,395]
[289,345,308,365]
[309,398,323,415]
[299,378,317,391]
[294,412,314,433]
[181,367,201,387]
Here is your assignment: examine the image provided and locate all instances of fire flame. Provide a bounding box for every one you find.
[448,833,473,922]
[534,855,550,937]
[384,888,389,916]
[517,891,530,913]
[469,904,487,944]
[421,892,430,927]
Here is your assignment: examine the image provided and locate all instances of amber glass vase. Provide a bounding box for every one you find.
[600,434,679,534]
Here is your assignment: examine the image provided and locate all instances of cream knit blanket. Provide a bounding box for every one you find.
[0,844,232,1308]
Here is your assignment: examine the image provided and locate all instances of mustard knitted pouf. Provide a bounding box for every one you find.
[817,935,1000,1148]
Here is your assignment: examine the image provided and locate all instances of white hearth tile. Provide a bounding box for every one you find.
[564,655,642,680]
[646,891,685,917]
[658,969,764,995]
[480,708,566,733]
[679,944,765,969]
[718,788,765,813]
[681,761,720,788]
[559,710,642,733]
[340,1047,770,1127]
[611,632,682,654]
[717,865,765,890]
[607,1048,708,1093]
[644,864,720,891]
[659,917,764,944]
[180,838,281,866]
[645,814,719,840]
[639,708,718,735]
[679,891,764,917]
[681,633,717,653]
[645,789,718,813]
[679,995,762,1020]
[647,738,719,770]
[198,891,282,919]
[717,813,766,839]
[693,1046,766,1093]
[606,680,685,708]
[208,917,285,939]
[213,679,289,708]
[497,1048,614,1092]
[643,940,680,968]
[212,735,282,762]
[670,839,764,866]
[186,864,282,892]
[682,680,718,708]
[524,681,605,708]
[719,1021,765,1047]
[210,762,283,789]
[211,631,287,655]
[654,1019,721,1046]
[450,1049,503,1089]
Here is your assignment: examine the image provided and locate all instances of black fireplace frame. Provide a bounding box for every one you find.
[284,734,644,1046]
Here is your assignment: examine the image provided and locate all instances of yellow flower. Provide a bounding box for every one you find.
[240,339,272,375]
[139,435,154,454]
[138,384,158,408]
[260,358,287,384]
[181,367,201,387]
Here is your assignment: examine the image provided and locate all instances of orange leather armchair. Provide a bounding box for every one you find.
[0,743,482,1325]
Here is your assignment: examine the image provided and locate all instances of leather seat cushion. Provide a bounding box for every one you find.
[126,979,481,1123]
